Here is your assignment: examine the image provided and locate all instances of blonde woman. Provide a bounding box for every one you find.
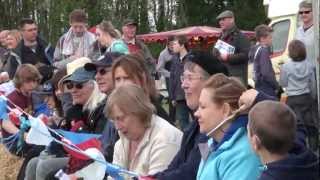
[96,21,129,54]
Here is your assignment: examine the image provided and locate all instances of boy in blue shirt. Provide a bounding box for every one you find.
[247,101,319,180]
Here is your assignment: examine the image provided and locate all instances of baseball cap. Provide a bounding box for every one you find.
[84,52,124,71]
[63,67,95,83]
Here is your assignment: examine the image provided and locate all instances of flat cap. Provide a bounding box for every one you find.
[123,18,137,26]
[216,10,234,20]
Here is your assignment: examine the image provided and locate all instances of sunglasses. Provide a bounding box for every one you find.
[299,10,311,15]
[97,68,110,75]
[66,82,85,90]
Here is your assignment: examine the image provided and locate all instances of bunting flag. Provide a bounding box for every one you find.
[26,116,53,146]
[0,96,8,120]
[58,130,101,160]
[0,95,139,180]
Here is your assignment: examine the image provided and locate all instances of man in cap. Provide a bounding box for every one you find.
[85,52,123,95]
[122,18,156,76]
[152,51,229,180]
[216,10,250,86]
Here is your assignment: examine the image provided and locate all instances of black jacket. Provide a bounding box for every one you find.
[259,143,319,180]
[153,119,208,180]
[220,26,250,86]
[3,37,54,78]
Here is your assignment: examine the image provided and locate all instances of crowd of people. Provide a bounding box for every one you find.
[0,1,319,180]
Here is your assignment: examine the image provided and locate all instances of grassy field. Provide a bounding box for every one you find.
[0,144,23,180]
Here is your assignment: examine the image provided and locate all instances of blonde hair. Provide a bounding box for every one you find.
[106,84,155,127]
[98,21,120,39]
[83,80,106,112]
[7,29,22,43]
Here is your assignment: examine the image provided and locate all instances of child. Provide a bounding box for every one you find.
[248,101,319,180]
[249,24,278,97]
[279,39,318,151]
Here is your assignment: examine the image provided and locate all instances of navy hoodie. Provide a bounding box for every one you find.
[259,143,319,180]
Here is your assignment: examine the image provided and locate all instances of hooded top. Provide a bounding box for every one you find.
[259,143,319,180]
[279,58,316,96]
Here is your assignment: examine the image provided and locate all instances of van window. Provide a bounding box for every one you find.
[271,20,290,53]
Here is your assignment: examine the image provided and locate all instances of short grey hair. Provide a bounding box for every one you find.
[299,1,312,9]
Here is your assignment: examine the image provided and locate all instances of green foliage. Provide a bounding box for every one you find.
[0,0,266,48]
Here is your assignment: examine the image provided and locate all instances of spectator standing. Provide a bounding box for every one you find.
[216,10,251,86]
[249,25,279,97]
[53,9,95,69]
[121,19,156,75]
[157,36,175,122]
[169,35,190,130]
[295,1,316,68]
[280,40,318,152]
[157,36,175,80]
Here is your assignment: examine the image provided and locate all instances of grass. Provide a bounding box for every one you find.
[0,144,23,180]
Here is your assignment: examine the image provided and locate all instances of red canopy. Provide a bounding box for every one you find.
[136,26,254,43]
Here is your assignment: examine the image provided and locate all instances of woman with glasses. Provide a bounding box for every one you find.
[112,54,170,121]
[107,84,182,177]
[195,73,261,180]
[95,21,129,55]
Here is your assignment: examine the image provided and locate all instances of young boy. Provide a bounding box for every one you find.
[280,39,318,151]
[249,25,278,97]
[247,101,319,180]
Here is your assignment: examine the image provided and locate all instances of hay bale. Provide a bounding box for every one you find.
[0,144,23,180]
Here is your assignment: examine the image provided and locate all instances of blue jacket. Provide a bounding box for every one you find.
[169,53,191,101]
[249,44,279,97]
[259,143,319,180]
[153,119,208,180]
[197,116,261,180]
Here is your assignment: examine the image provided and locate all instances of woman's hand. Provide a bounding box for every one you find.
[238,89,258,110]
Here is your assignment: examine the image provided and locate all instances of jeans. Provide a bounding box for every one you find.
[24,150,69,180]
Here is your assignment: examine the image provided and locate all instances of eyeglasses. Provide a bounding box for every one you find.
[65,82,85,90]
[299,10,311,15]
[180,75,203,82]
